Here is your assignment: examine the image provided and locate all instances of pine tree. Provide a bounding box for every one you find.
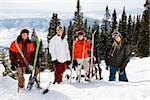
[132,15,136,39]
[119,6,127,33]
[67,21,75,57]
[85,26,91,39]
[47,13,60,43]
[72,0,84,33]
[100,5,112,60]
[137,0,150,57]
[31,29,37,50]
[92,20,100,61]
[83,18,88,33]
[127,14,133,44]
[111,9,117,33]
[132,15,141,56]
[101,5,111,33]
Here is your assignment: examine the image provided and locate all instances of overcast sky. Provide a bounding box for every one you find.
[0,0,145,19]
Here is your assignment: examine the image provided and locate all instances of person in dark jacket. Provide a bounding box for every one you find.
[9,29,35,88]
[106,31,131,82]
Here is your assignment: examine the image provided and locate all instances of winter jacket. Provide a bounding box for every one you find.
[73,39,91,60]
[49,35,71,63]
[107,42,131,69]
[9,35,35,66]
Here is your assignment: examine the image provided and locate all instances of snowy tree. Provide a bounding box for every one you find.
[111,9,117,33]
[118,7,127,33]
[47,13,60,43]
[101,5,111,33]
[132,15,142,56]
[137,0,150,57]
[67,21,74,55]
[126,14,133,44]
[100,5,112,61]
[72,0,84,33]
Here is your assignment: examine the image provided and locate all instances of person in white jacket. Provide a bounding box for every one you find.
[49,26,71,84]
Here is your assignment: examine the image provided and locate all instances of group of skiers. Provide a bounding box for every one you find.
[8,26,131,89]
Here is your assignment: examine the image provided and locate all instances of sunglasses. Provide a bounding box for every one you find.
[112,32,120,38]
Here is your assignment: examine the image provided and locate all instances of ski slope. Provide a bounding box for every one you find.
[0,57,149,100]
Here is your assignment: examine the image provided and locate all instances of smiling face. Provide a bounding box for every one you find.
[114,35,121,43]
[21,33,28,40]
[78,35,83,40]
[56,26,64,37]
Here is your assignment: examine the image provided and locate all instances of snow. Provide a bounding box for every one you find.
[0,56,149,100]
[0,29,150,100]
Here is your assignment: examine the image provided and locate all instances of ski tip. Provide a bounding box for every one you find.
[43,89,49,94]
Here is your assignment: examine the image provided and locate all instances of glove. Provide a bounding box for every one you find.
[66,61,71,66]
[51,60,59,65]
[106,66,109,70]
[11,63,17,71]
[73,60,78,67]
[118,68,124,75]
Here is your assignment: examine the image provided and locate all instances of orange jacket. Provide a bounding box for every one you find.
[73,39,91,60]
[9,39,35,65]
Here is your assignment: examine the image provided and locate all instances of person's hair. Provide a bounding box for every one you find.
[56,26,63,32]
[20,29,29,35]
[112,41,122,49]
[110,40,122,56]
[56,26,66,40]
[17,35,31,43]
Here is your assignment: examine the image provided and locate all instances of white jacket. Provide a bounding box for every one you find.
[49,35,71,63]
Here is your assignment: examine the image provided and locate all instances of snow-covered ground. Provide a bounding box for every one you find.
[0,29,150,100]
[0,57,149,100]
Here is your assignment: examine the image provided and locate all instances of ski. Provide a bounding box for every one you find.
[89,30,96,83]
[27,36,41,91]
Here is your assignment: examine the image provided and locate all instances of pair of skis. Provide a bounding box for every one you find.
[27,36,41,91]
[89,30,96,82]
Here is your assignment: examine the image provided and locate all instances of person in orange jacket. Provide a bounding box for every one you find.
[9,29,35,88]
[73,31,91,81]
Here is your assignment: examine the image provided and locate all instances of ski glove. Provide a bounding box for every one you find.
[51,60,59,65]
[11,63,17,71]
[66,61,71,66]
[73,60,78,67]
